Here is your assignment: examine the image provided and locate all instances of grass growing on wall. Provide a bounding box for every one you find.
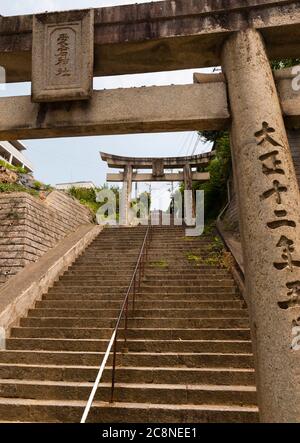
[0,183,39,196]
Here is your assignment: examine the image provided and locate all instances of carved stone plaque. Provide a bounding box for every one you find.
[32,9,94,102]
[152,159,165,178]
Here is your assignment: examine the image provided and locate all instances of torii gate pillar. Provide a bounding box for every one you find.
[120,164,133,226]
[222,28,300,422]
[183,163,196,218]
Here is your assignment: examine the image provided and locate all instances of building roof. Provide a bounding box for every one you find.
[55,181,96,188]
[9,140,26,151]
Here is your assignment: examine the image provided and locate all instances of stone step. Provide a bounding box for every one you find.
[147,247,222,252]
[86,247,142,251]
[21,317,250,329]
[43,294,240,302]
[76,253,141,259]
[65,270,231,277]
[43,292,241,302]
[76,252,139,266]
[54,281,132,288]
[0,398,259,423]
[48,286,237,295]
[87,242,142,246]
[141,280,234,287]
[146,259,224,264]
[6,338,252,353]
[26,308,248,319]
[45,293,128,300]
[67,266,137,272]
[79,254,218,260]
[73,262,138,267]
[92,242,145,245]
[10,327,251,341]
[149,238,216,242]
[57,277,235,287]
[70,264,225,271]
[0,364,256,385]
[89,242,143,246]
[59,276,234,284]
[35,300,244,310]
[140,286,237,294]
[87,248,214,254]
[0,350,254,369]
[146,270,231,276]
[82,251,140,256]
[0,379,257,406]
[47,286,128,293]
[0,226,255,423]
[88,234,144,239]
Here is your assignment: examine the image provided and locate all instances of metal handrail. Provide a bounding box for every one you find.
[81,225,152,423]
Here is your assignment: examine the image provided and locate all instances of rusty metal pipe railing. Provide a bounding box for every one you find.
[81,225,152,423]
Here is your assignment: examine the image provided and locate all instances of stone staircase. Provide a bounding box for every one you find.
[0,226,259,422]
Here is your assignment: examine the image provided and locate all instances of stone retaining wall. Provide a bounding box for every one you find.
[289,129,300,187]
[0,191,93,285]
[221,129,300,237]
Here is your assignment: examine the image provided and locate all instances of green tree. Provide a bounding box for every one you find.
[271,59,300,70]
[68,185,120,215]
[193,132,231,221]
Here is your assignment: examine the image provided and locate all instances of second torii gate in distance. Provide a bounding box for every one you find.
[100,151,214,224]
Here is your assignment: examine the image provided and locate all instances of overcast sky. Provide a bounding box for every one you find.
[0,0,212,209]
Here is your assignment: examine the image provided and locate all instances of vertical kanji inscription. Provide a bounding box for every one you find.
[32,9,94,102]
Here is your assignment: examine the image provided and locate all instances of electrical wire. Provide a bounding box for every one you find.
[186,132,197,156]
[191,134,201,156]
[178,132,194,156]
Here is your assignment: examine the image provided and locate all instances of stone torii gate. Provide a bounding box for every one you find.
[0,0,300,422]
[100,151,213,224]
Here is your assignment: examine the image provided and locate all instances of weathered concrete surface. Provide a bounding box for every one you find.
[107,172,210,183]
[0,0,300,82]
[0,83,229,140]
[0,72,299,139]
[0,224,102,333]
[222,28,300,423]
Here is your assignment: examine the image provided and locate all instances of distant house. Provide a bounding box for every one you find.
[55,181,96,191]
[0,141,34,173]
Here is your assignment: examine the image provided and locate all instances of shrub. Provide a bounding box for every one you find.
[0,159,27,174]
[33,180,43,190]
[68,185,121,216]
